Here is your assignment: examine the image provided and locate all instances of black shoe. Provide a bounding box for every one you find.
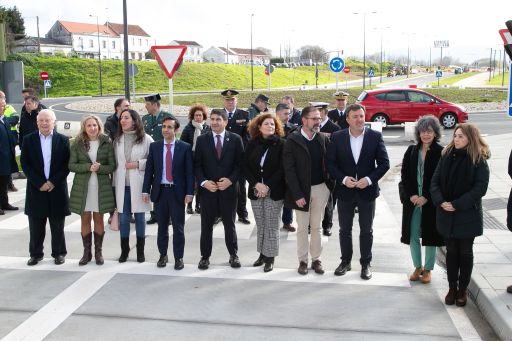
[198,257,210,270]
[54,255,65,265]
[214,217,222,225]
[264,258,274,272]
[186,206,194,214]
[27,256,43,266]
[229,254,241,268]
[238,217,251,225]
[2,204,18,211]
[195,206,201,214]
[0,209,4,215]
[323,227,332,236]
[174,258,184,270]
[7,183,17,192]
[146,212,156,224]
[507,285,512,294]
[253,254,265,267]
[308,226,311,234]
[334,262,351,276]
[361,265,372,280]
[157,255,168,268]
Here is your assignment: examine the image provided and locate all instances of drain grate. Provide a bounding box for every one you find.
[482,197,507,211]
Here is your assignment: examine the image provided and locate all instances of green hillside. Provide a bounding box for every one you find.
[8,53,387,97]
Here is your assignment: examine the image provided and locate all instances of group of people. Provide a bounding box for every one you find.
[0,87,494,308]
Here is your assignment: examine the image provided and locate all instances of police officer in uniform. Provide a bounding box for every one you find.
[247,94,270,120]
[142,93,176,224]
[328,91,349,130]
[222,89,251,224]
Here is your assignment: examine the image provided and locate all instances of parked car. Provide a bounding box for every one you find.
[356,88,468,129]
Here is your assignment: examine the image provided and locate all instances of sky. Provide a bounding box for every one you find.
[3,0,511,64]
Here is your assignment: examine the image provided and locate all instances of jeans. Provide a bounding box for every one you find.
[119,187,146,238]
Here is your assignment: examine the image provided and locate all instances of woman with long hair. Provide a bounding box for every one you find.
[69,115,116,265]
[244,113,286,272]
[400,116,444,283]
[113,109,154,263]
[431,123,490,307]
[180,104,211,214]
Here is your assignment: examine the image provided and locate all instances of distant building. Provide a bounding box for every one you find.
[13,37,73,55]
[45,20,152,60]
[203,46,269,64]
[168,40,203,63]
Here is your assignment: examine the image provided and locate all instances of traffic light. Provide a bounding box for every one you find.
[505,20,512,61]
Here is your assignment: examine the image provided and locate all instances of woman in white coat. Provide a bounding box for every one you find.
[114,109,153,263]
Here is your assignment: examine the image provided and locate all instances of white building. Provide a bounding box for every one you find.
[13,37,73,55]
[168,40,203,63]
[203,46,269,64]
[45,20,152,60]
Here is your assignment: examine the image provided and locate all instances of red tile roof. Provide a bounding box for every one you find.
[107,22,150,37]
[58,21,116,37]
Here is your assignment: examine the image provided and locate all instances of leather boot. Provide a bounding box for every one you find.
[253,253,265,267]
[118,238,130,263]
[264,257,274,272]
[94,232,105,265]
[79,233,92,266]
[136,237,145,263]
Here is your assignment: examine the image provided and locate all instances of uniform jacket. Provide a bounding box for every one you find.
[283,130,334,211]
[320,118,340,136]
[247,104,268,120]
[20,131,70,218]
[400,143,444,246]
[430,148,489,239]
[68,134,116,214]
[143,139,194,203]
[225,108,249,145]
[113,133,154,213]
[327,128,390,201]
[142,110,175,142]
[289,108,302,125]
[328,108,349,130]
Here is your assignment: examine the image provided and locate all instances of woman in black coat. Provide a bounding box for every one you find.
[180,104,211,214]
[401,116,444,284]
[244,113,286,272]
[431,123,490,307]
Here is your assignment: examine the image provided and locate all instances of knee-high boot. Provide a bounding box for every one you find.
[119,238,130,263]
[94,232,105,265]
[79,233,92,266]
[136,237,145,263]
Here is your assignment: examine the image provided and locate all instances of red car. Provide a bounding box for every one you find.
[356,88,468,129]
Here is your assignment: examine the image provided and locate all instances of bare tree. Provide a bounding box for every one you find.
[297,45,328,62]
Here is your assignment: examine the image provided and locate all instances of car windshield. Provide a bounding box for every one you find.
[357,91,368,101]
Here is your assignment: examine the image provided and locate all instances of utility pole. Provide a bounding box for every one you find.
[36,16,41,53]
[123,0,130,100]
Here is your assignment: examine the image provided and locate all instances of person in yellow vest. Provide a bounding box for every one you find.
[0,91,20,192]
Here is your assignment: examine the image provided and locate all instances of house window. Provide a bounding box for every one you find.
[102,40,106,49]
[146,39,149,46]
[89,40,94,48]
[112,41,115,49]
[132,37,135,45]
[139,39,142,45]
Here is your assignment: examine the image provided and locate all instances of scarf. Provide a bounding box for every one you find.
[191,121,204,151]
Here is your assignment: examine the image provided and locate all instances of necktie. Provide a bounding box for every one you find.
[228,112,233,120]
[166,143,173,182]
[216,135,222,160]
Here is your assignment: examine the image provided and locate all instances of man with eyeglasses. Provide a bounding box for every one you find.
[283,106,334,275]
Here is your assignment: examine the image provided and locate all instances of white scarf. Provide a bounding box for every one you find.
[191,121,204,151]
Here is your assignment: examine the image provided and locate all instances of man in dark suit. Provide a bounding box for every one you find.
[327,103,389,280]
[0,98,19,215]
[222,89,251,225]
[20,109,70,266]
[194,109,244,270]
[313,102,340,236]
[281,95,302,125]
[327,91,349,130]
[143,117,194,270]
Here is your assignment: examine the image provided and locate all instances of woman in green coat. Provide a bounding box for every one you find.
[69,115,116,266]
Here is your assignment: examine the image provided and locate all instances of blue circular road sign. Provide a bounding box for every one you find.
[329,57,345,73]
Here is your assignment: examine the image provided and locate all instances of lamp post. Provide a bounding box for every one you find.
[250,14,254,91]
[89,14,103,96]
[354,11,376,89]
[374,27,391,83]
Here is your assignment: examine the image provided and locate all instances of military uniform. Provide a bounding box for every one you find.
[328,91,350,130]
[142,110,175,141]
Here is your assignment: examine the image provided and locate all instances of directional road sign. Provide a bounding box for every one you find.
[435,70,443,78]
[329,57,345,73]
[368,68,375,77]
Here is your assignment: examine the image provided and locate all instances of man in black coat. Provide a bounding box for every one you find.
[20,109,70,266]
[327,91,349,130]
[104,97,130,141]
[222,89,251,225]
[283,106,333,275]
[313,102,340,236]
[0,98,19,215]
[19,95,45,149]
[281,95,302,125]
[327,104,390,280]
[194,109,244,270]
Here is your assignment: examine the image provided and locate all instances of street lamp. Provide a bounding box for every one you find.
[250,13,254,91]
[374,27,391,83]
[354,11,376,89]
[89,14,103,96]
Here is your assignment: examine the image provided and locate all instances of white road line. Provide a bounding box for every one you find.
[383,135,401,139]
[436,289,482,341]
[1,268,115,341]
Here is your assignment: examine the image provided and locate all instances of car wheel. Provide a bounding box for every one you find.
[372,113,389,127]
[440,113,457,129]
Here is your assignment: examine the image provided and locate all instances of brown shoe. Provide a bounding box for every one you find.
[409,267,423,281]
[283,224,296,232]
[455,289,468,307]
[311,260,325,274]
[298,261,308,275]
[445,288,457,305]
[421,270,432,284]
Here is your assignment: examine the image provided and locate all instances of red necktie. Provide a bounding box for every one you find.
[166,143,173,182]
[216,135,222,160]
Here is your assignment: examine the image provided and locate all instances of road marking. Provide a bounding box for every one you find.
[383,135,400,139]
[436,289,482,341]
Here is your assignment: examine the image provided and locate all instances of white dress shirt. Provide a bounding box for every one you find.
[343,128,372,186]
[39,131,53,180]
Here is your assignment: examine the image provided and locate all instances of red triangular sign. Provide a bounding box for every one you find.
[151,45,187,79]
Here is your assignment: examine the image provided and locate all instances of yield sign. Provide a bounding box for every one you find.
[151,45,187,79]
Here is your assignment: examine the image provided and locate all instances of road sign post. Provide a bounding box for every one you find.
[129,64,138,101]
[435,69,443,87]
[40,72,49,98]
[329,57,345,92]
[150,45,187,113]
[265,64,274,92]
[368,68,375,88]
[343,66,350,89]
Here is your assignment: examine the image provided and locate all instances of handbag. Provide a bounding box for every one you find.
[109,210,119,231]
